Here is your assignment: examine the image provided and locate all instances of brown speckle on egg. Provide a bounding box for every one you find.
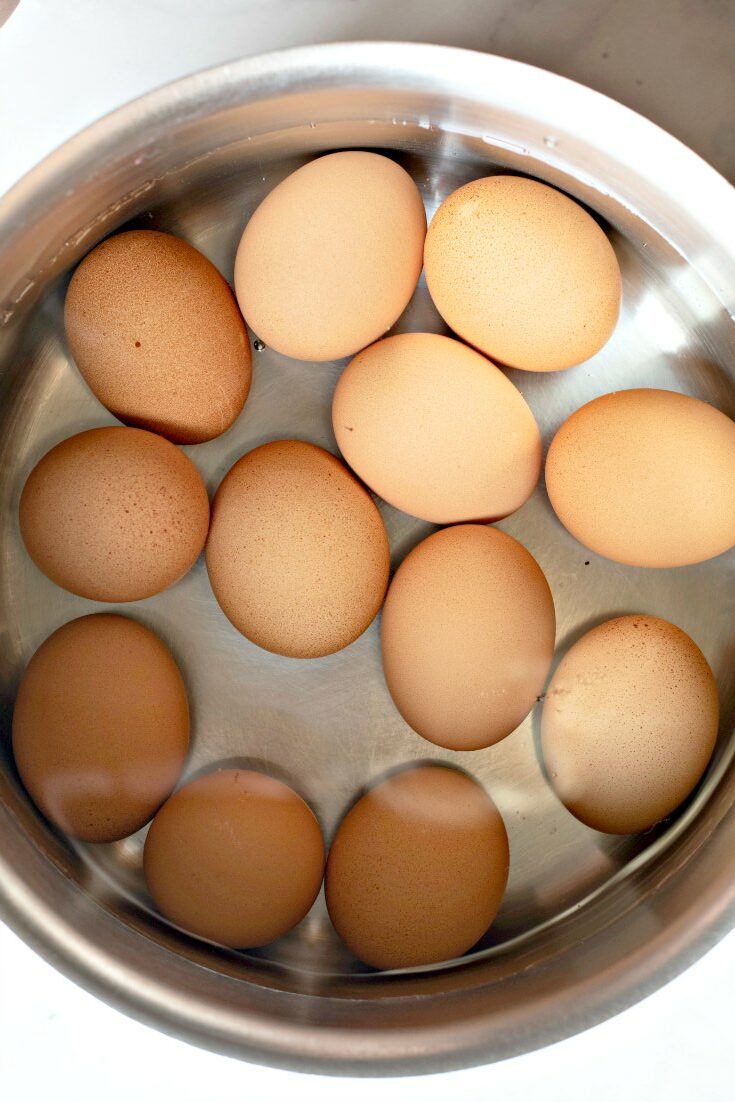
[64,230,252,444]
[424,175,621,371]
[19,426,209,602]
[541,615,719,833]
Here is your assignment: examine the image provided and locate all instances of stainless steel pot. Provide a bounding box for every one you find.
[1,42,734,1076]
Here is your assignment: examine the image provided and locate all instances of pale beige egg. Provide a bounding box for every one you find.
[326,764,509,970]
[12,614,189,843]
[381,524,555,750]
[541,615,719,834]
[234,152,426,361]
[65,230,251,444]
[144,769,325,947]
[424,175,621,371]
[546,388,735,567]
[205,440,390,658]
[332,332,541,523]
[19,426,209,602]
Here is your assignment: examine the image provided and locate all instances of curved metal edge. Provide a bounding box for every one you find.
[3,793,735,1076]
[1,41,735,1074]
[1,42,734,259]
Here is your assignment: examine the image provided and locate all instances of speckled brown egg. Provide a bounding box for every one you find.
[424,175,621,371]
[333,332,541,523]
[144,769,325,947]
[234,152,426,362]
[381,525,555,750]
[545,388,735,567]
[19,426,209,601]
[325,764,509,970]
[206,440,389,657]
[64,230,252,444]
[541,615,719,834]
[12,614,189,843]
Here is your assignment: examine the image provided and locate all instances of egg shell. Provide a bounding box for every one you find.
[205,439,390,658]
[19,426,210,602]
[65,230,252,444]
[144,769,325,948]
[541,615,719,834]
[332,332,541,524]
[381,524,555,750]
[424,175,621,372]
[545,388,735,567]
[234,151,427,362]
[325,764,509,970]
[12,614,189,843]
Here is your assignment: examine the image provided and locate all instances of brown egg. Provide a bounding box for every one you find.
[206,440,389,658]
[144,769,325,947]
[424,175,621,371]
[12,614,189,843]
[234,152,426,362]
[326,764,509,970]
[19,426,209,602]
[65,230,252,444]
[546,389,735,567]
[381,525,555,750]
[332,332,541,524]
[541,615,719,834]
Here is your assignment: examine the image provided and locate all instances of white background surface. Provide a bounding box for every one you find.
[1,2,734,1099]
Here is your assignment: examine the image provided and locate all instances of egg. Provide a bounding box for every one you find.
[234,152,426,361]
[12,614,189,843]
[381,525,555,750]
[541,615,719,834]
[326,764,509,969]
[424,175,621,371]
[144,769,325,947]
[545,388,735,567]
[205,440,389,657]
[332,332,541,524]
[65,230,252,444]
[19,426,209,602]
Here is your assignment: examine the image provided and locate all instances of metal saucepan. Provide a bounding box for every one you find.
[1,42,734,1075]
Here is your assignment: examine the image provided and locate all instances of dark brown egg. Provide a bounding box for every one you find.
[144,769,325,947]
[65,230,251,444]
[19,426,209,602]
[205,439,390,657]
[326,765,509,969]
[12,614,189,843]
[541,615,719,833]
